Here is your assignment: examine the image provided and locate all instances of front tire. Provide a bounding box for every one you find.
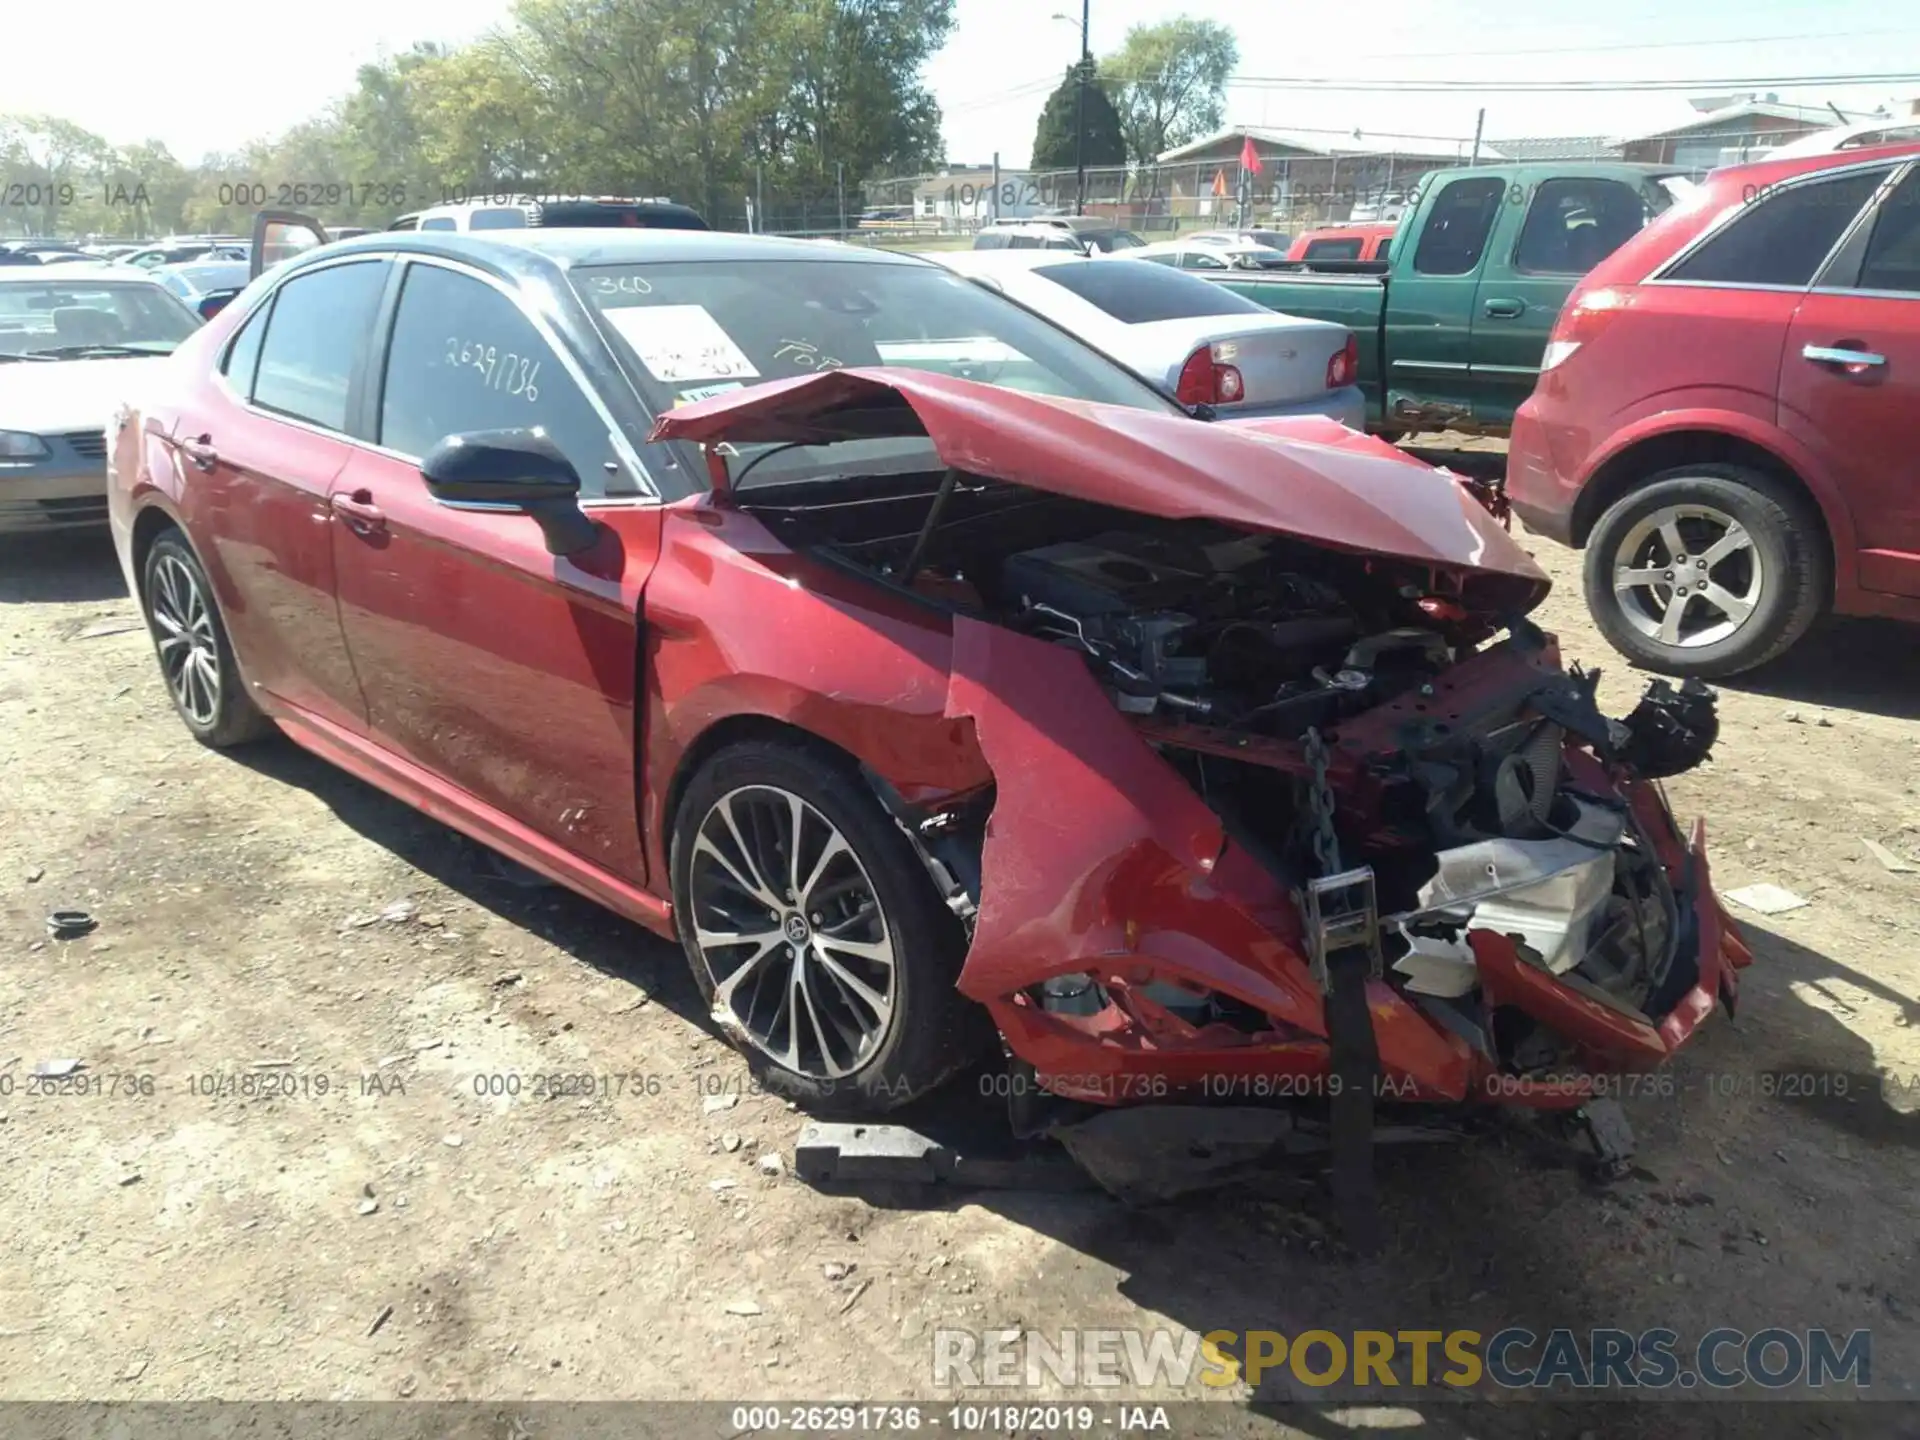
[141,531,273,748]
[669,740,986,1113]
[1582,465,1827,678]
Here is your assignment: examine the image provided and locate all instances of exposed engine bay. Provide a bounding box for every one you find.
[1000,527,1453,735]
[744,464,1725,1089]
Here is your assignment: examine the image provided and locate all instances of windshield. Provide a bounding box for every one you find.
[573,257,1178,487]
[0,280,200,358]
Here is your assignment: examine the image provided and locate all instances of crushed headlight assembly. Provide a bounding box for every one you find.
[0,430,51,462]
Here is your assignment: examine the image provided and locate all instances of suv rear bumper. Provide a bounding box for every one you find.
[1505,398,1577,545]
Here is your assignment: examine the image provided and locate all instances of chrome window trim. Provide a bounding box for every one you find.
[1807,286,1920,303]
[212,250,661,505]
[1646,157,1902,288]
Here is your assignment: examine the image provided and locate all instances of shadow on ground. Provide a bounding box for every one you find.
[0,532,127,604]
[1709,614,1920,723]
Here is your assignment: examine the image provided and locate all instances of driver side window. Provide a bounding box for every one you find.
[377,262,629,497]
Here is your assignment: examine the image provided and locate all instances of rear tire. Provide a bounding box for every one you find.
[669,739,988,1114]
[141,531,274,748]
[1582,465,1827,678]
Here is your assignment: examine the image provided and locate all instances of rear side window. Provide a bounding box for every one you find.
[1034,259,1268,323]
[1179,251,1228,270]
[1665,168,1887,287]
[1514,177,1650,275]
[1854,167,1920,293]
[973,231,1008,250]
[251,261,387,431]
[377,263,625,496]
[221,297,272,396]
[1304,238,1362,261]
[1376,238,1391,262]
[1008,235,1040,249]
[420,217,457,232]
[1413,177,1506,276]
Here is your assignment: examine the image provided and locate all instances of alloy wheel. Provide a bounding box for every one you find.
[1610,503,1764,650]
[149,553,221,726]
[687,785,897,1079]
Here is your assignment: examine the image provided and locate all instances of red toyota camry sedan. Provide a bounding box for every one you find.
[108,214,1747,1129]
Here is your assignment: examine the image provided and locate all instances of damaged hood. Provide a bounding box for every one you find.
[649,368,1548,609]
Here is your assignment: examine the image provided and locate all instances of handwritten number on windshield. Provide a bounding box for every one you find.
[590,275,654,297]
[445,337,541,402]
[773,338,844,371]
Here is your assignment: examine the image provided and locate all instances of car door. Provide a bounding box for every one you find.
[328,255,663,883]
[1383,174,1506,425]
[1471,175,1656,427]
[181,249,387,731]
[1780,162,1920,598]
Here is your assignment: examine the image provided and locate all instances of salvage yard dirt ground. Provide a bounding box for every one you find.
[3,516,1918,1438]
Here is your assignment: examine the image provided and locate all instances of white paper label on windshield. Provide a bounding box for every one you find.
[674,382,746,407]
[603,305,760,383]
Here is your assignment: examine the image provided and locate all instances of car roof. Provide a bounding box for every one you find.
[280,227,932,281]
[0,262,163,285]
[1706,137,1920,188]
[1770,120,1920,160]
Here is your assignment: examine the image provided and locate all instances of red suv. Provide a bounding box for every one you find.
[1507,142,1920,676]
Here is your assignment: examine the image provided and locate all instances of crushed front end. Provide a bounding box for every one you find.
[649,369,1753,1126]
[950,595,1747,1114]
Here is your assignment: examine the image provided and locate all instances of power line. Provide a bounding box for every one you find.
[1225,71,1920,94]
[1352,27,1920,62]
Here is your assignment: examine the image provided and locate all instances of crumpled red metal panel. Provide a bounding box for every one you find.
[648,367,1548,610]
[941,615,1473,1102]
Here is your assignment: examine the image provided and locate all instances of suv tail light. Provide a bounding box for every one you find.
[1176,345,1245,406]
[1540,285,1627,372]
[1326,333,1358,389]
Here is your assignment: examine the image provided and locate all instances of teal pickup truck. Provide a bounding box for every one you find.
[1211,163,1694,436]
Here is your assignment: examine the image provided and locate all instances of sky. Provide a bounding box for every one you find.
[7,0,1920,169]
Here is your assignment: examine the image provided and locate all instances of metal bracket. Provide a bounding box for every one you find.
[1576,1097,1637,1181]
[1302,865,1384,992]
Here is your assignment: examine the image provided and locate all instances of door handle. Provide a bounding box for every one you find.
[329,489,386,533]
[1802,343,1885,370]
[1483,297,1525,318]
[178,434,218,472]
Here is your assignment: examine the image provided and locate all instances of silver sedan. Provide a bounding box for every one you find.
[927,250,1363,427]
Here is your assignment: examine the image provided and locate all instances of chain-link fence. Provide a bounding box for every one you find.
[759,123,1865,242]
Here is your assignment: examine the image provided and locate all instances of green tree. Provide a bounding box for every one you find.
[1101,17,1238,167]
[1030,61,1125,172]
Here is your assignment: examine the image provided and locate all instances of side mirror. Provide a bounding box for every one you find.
[419,428,602,557]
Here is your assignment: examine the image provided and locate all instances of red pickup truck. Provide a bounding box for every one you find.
[1508,141,1920,676]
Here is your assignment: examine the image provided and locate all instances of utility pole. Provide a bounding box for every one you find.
[836,161,846,240]
[1469,108,1485,167]
[1073,0,1090,217]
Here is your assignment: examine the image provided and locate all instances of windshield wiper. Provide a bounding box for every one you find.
[22,344,172,360]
